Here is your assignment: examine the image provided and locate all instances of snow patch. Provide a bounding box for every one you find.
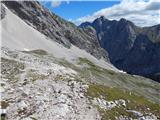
[23,48,30,51]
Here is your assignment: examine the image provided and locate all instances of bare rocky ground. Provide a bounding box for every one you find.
[1,47,160,120]
[1,47,100,120]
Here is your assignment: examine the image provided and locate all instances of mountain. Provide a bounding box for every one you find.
[80,16,160,82]
[2,1,108,60]
[1,1,160,120]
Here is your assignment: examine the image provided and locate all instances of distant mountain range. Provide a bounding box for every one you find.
[80,16,160,82]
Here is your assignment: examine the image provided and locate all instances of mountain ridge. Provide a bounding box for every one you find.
[80,16,160,82]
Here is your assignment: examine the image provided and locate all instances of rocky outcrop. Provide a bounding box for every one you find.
[2,1,108,60]
[0,3,6,19]
[92,98,126,110]
[80,16,160,82]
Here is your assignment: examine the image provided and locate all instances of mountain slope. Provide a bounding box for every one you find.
[1,4,115,71]
[80,16,160,82]
[1,46,160,120]
[2,1,108,60]
[1,1,160,120]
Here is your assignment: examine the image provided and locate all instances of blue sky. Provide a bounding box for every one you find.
[41,0,160,26]
[41,1,120,21]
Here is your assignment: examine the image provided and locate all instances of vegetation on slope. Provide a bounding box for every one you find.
[2,49,159,120]
[86,84,160,120]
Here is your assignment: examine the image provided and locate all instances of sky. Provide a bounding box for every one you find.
[41,0,160,27]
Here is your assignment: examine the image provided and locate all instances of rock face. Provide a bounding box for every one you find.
[2,1,108,60]
[80,16,160,82]
[0,3,6,19]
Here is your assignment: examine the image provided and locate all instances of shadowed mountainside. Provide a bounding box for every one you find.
[80,16,160,82]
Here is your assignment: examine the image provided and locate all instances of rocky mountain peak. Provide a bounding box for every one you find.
[80,17,160,82]
[118,18,135,29]
[97,16,108,22]
[119,18,127,23]
[92,16,110,27]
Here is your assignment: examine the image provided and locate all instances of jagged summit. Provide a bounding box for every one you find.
[96,16,108,22]
[80,16,160,82]
[84,17,137,28]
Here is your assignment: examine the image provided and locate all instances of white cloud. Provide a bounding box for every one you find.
[51,1,62,8]
[76,0,160,27]
[50,0,70,8]
[66,0,70,4]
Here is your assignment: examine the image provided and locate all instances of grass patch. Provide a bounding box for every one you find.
[0,116,6,120]
[1,101,9,109]
[30,117,37,120]
[1,57,25,80]
[57,58,81,72]
[22,49,48,55]
[26,69,48,82]
[78,57,160,103]
[99,107,136,120]
[135,81,159,90]
[86,84,160,119]
[78,57,115,75]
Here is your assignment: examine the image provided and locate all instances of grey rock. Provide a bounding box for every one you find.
[0,3,6,19]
